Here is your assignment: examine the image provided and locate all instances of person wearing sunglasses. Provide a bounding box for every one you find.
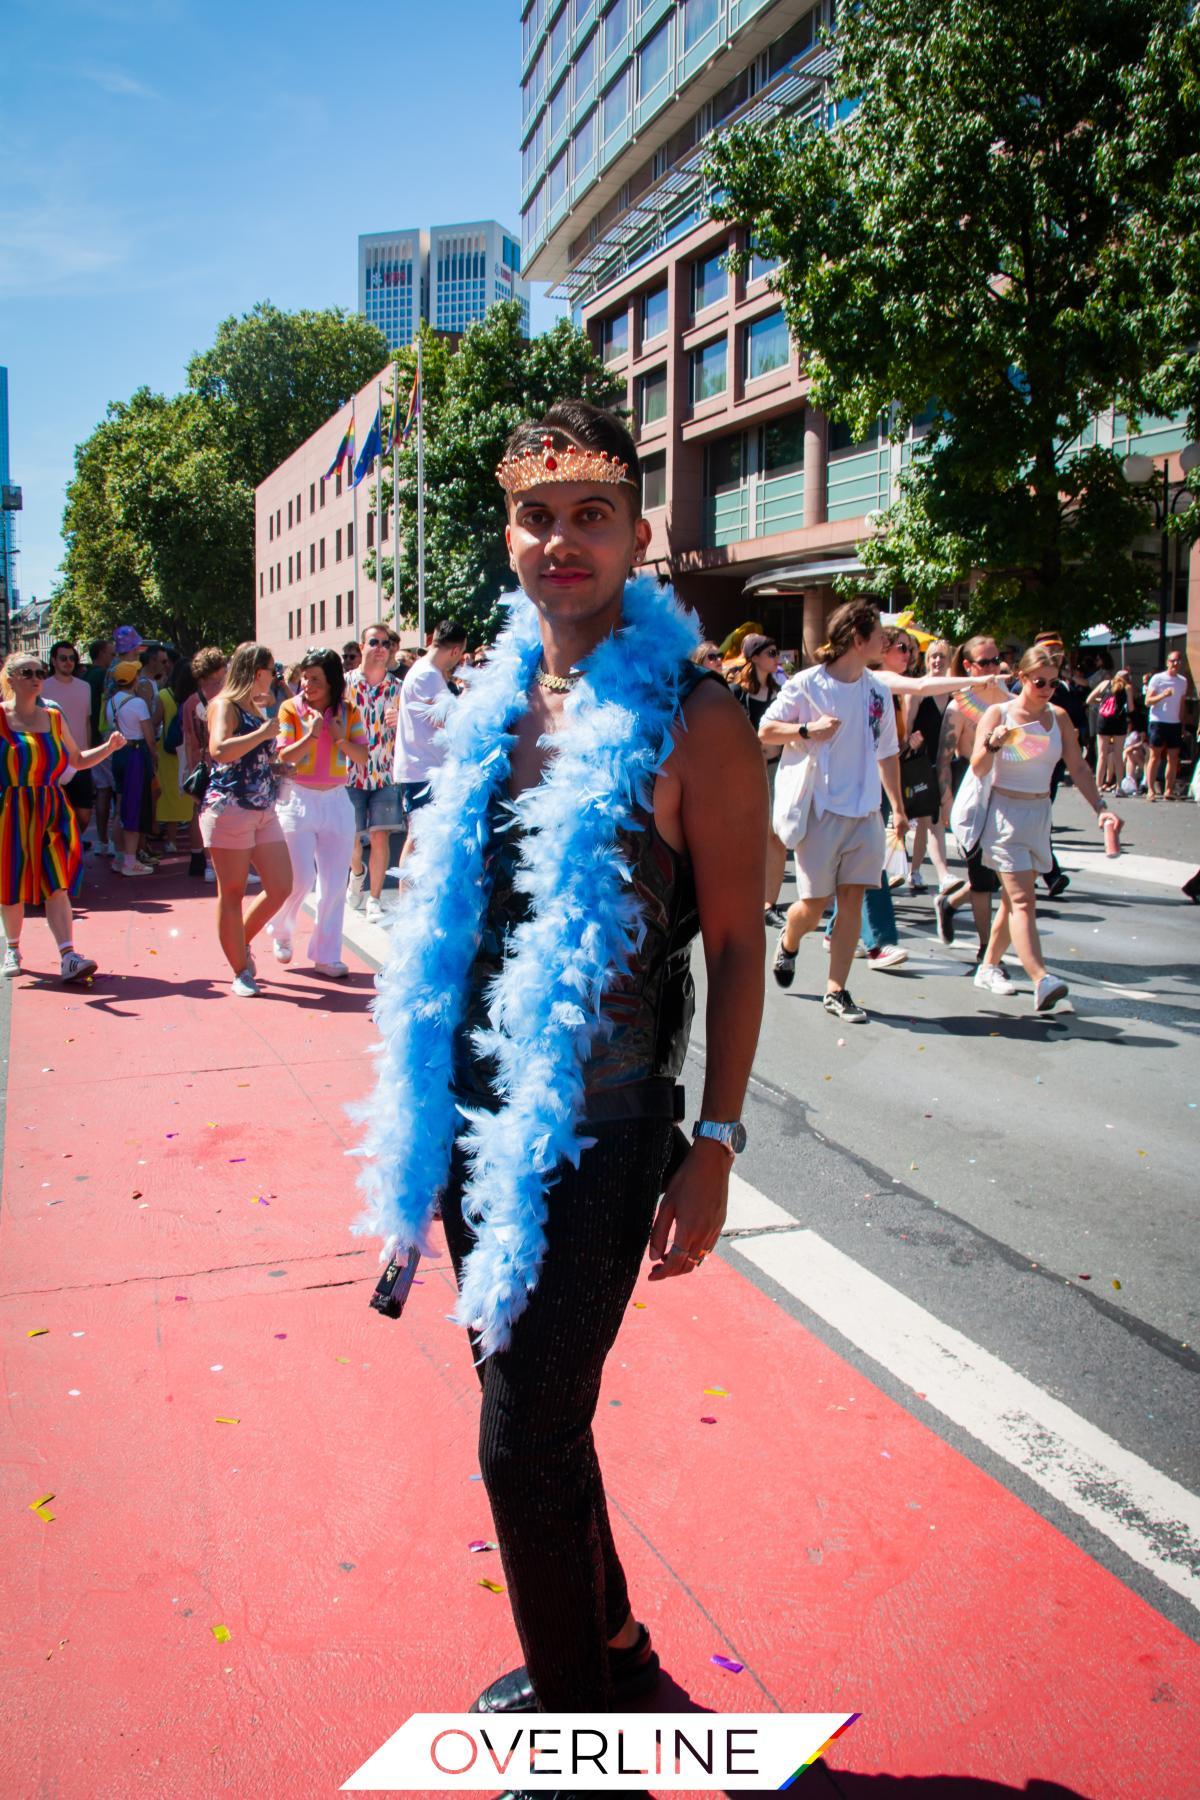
[0,653,123,981]
[970,646,1120,1011]
[345,624,406,925]
[690,640,725,674]
[44,641,96,841]
[934,636,1016,958]
[730,635,790,926]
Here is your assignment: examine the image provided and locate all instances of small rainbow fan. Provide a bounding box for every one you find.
[999,728,1050,762]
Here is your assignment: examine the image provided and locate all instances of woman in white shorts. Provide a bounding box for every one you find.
[201,643,294,998]
[971,646,1119,1013]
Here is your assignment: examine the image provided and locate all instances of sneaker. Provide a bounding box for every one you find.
[1045,872,1071,900]
[2,945,20,977]
[92,841,115,857]
[205,865,216,883]
[188,852,207,879]
[365,897,385,926]
[887,872,907,889]
[866,945,908,970]
[346,868,367,912]
[313,960,349,979]
[272,936,292,964]
[772,930,797,989]
[231,968,259,998]
[59,950,98,984]
[117,859,153,877]
[763,903,790,928]
[934,890,957,946]
[823,987,867,1023]
[1034,973,1068,1013]
[974,962,1016,997]
[908,874,927,894]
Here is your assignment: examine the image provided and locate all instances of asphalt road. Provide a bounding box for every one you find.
[690,786,1200,1642]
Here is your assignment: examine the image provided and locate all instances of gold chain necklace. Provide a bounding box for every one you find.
[535,661,584,693]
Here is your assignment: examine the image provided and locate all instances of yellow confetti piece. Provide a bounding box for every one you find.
[335,1356,349,1364]
[632,1302,646,1309]
[703,1387,729,1396]
[211,1625,231,1643]
[1112,1279,1122,1290]
[34,1504,55,1522]
[214,1416,240,1425]
[1136,1150,1147,1157]
[29,1492,55,1511]
[27,1327,49,1338]
[477,1578,505,1594]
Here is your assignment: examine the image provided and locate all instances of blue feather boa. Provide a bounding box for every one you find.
[351,574,700,1356]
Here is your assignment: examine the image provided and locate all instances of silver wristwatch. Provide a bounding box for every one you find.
[692,1119,748,1156]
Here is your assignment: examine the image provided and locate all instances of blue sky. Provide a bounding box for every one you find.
[2,0,562,605]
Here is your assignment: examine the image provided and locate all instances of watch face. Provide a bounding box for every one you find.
[729,1121,748,1155]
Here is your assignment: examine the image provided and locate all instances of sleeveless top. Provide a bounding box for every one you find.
[204,704,279,811]
[0,705,72,791]
[453,661,714,1118]
[993,703,1062,797]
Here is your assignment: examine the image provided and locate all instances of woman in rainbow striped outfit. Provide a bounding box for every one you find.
[0,652,123,982]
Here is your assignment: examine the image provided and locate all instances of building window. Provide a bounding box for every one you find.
[268,514,274,541]
[639,365,668,426]
[600,308,629,362]
[319,599,326,631]
[347,521,354,554]
[287,499,293,529]
[335,593,342,628]
[763,412,806,475]
[690,337,727,406]
[268,566,273,593]
[830,417,882,453]
[287,554,293,583]
[259,572,263,598]
[550,78,569,140]
[310,481,316,514]
[550,1,569,62]
[601,66,630,143]
[638,18,670,98]
[319,538,326,569]
[367,512,375,549]
[548,149,568,209]
[335,470,342,498]
[310,603,316,633]
[641,284,668,342]
[744,309,790,381]
[319,482,326,509]
[309,544,315,575]
[768,10,816,78]
[382,509,390,541]
[642,450,667,510]
[706,432,745,494]
[575,29,596,98]
[296,491,302,522]
[288,611,293,639]
[681,0,718,52]
[749,244,779,282]
[603,0,628,59]
[276,509,281,534]
[573,108,596,180]
[347,592,355,625]
[691,248,727,313]
[336,528,343,562]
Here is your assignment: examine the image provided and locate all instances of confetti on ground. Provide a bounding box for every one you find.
[1137,1150,1147,1157]
[1078,1275,1091,1282]
[700,1416,718,1424]
[273,1333,287,1340]
[175,1295,187,1302]
[703,1386,728,1396]
[27,1327,49,1338]
[468,1540,498,1553]
[214,1416,240,1425]
[45,1639,68,1660]
[632,1302,646,1309]
[68,1389,80,1397]
[211,1625,231,1643]
[228,1158,247,1164]
[335,1356,350,1364]
[711,1654,744,1674]
[1112,1279,1122,1290]
[477,1578,505,1594]
[29,1492,55,1515]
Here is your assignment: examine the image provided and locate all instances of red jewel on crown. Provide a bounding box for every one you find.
[541,434,558,472]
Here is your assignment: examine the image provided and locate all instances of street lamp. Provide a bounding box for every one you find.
[1122,443,1200,666]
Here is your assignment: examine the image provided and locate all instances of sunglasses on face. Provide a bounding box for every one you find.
[1027,675,1055,690]
[14,667,47,681]
[973,656,1001,668]
[704,652,723,664]
[363,636,389,648]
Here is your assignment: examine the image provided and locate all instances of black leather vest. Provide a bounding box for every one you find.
[452,660,712,1118]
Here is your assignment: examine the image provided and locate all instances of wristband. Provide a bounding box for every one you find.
[798,722,810,740]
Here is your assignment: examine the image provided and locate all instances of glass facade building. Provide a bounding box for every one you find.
[358,221,530,350]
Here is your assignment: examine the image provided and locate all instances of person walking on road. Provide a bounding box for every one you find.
[271,648,368,979]
[1144,649,1189,800]
[345,625,405,926]
[201,643,293,999]
[107,660,160,879]
[43,642,96,844]
[761,598,909,1024]
[934,636,1014,961]
[358,399,766,1720]
[0,652,123,982]
[729,633,788,926]
[1088,668,1132,792]
[972,646,1120,1012]
[393,618,467,871]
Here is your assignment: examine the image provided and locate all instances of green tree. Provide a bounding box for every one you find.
[187,301,390,486]
[707,0,1200,643]
[369,304,624,642]
[52,407,149,645]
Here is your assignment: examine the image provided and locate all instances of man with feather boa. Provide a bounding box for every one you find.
[354,400,766,1759]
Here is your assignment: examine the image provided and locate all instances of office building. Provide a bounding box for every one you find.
[358,220,530,350]
[518,0,1195,653]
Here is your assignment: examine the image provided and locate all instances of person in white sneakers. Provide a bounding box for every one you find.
[1143,649,1189,801]
[0,653,122,983]
[760,599,908,1024]
[394,618,467,870]
[972,645,1120,1012]
[271,649,368,979]
[344,625,405,925]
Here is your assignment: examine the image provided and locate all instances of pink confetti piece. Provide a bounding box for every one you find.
[468,1539,497,1553]
[273,1333,287,1340]
[228,1157,247,1164]
[700,1416,717,1424]
[711,1654,744,1674]
[174,1295,187,1302]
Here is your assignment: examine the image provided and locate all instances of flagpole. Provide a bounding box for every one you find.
[391,359,400,629]
[351,394,360,631]
[416,332,426,647]
[375,378,383,623]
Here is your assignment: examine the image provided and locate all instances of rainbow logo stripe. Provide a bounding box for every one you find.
[999,728,1052,763]
[779,1713,861,1787]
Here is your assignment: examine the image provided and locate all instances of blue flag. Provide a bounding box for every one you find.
[352,408,382,486]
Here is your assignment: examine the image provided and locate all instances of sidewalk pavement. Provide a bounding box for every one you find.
[2,851,1197,1799]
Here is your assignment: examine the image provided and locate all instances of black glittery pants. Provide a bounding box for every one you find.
[440,1117,674,1710]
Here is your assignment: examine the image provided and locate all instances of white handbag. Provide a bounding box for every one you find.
[950,764,994,853]
[772,742,818,847]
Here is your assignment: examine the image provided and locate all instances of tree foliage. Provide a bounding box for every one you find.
[368,303,624,642]
[707,0,1200,643]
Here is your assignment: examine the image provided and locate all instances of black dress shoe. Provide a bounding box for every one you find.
[471,1624,661,1713]
[1183,870,1200,904]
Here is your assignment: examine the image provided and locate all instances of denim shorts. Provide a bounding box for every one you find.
[349,783,405,834]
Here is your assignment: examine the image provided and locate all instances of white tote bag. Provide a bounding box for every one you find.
[772,742,818,847]
[950,763,993,854]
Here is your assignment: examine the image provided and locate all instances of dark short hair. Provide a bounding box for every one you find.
[432,618,468,648]
[49,641,78,665]
[501,400,642,513]
[88,638,113,660]
[816,598,882,665]
[298,646,346,712]
[343,639,361,656]
[139,641,166,666]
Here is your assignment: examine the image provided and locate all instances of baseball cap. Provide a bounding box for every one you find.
[740,634,774,659]
[112,659,142,686]
[114,625,144,655]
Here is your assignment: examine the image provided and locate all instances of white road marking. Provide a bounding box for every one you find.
[729,1211,1200,1613]
[722,1173,796,1232]
[1056,847,1194,888]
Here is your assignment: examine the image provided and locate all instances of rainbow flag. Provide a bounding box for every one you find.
[323,416,355,481]
[399,370,420,444]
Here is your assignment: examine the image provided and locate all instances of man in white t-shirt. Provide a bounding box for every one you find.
[759,599,908,1024]
[1143,648,1189,801]
[393,617,467,867]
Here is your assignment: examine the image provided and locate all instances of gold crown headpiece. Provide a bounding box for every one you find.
[496,434,635,495]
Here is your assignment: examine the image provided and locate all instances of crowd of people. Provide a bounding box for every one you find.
[0,617,474,993]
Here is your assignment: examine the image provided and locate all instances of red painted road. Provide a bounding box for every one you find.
[1,855,1197,1799]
